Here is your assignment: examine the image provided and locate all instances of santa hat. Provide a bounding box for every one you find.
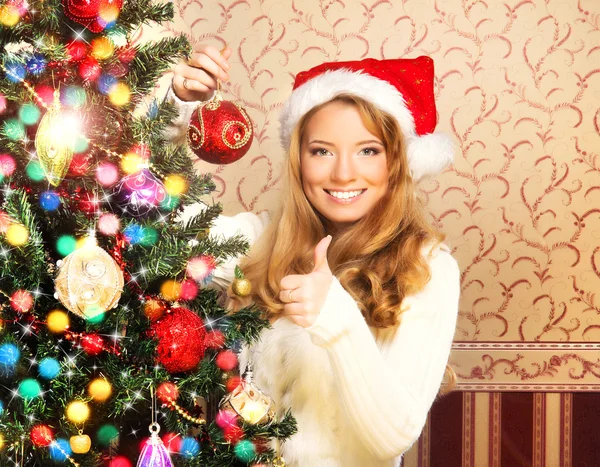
[278,56,454,181]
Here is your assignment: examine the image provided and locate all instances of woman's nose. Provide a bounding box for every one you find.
[331,153,357,182]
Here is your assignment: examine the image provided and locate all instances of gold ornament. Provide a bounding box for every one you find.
[35,90,79,186]
[46,309,70,334]
[219,366,275,425]
[232,266,252,297]
[54,238,124,319]
[88,378,112,402]
[69,434,91,454]
[66,401,90,424]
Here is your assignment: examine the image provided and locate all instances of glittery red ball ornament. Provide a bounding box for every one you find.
[62,0,123,33]
[68,153,91,176]
[223,425,244,444]
[81,333,105,356]
[66,40,89,62]
[30,424,54,447]
[149,307,207,374]
[187,91,253,165]
[205,330,225,349]
[78,191,99,214]
[78,57,101,82]
[156,381,179,404]
[215,350,237,371]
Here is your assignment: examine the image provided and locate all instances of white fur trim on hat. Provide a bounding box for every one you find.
[279,69,454,180]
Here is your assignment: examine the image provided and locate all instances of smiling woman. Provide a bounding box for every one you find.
[168,48,460,467]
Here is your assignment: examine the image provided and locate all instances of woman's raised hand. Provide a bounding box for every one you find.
[279,236,333,328]
[172,43,232,102]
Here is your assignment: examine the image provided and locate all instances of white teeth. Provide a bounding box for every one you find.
[326,190,364,199]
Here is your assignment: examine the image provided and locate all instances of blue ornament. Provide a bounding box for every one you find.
[40,191,61,211]
[38,357,61,380]
[123,224,145,244]
[148,100,159,118]
[0,400,4,415]
[0,343,20,367]
[97,73,117,95]
[50,438,72,462]
[26,54,47,75]
[4,61,26,83]
[136,423,174,467]
[180,437,200,458]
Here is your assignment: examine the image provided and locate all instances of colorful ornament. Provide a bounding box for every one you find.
[66,40,89,62]
[40,190,61,211]
[38,357,61,379]
[113,168,167,217]
[108,81,130,106]
[215,350,237,371]
[35,90,80,186]
[5,223,28,246]
[80,333,105,356]
[136,423,174,467]
[205,330,226,349]
[78,57,102,82]
[30,424,54,447]
[163,174,187,196]
[97,424,119,446]
[18,103,41,125]
[88,377,112,402]
[10,289,33,312]
[180,437,200,458]
[54,238,124,319]
[159,280,181,302]
[68,153,91,176]
[96,162,119,186]
[0,343,20,367]
[49,438,72,462]
[156,382,178,405]
[26,54,47,75]
[57,235,77,256]
[149,307,207,374]
[219,365,275,425]
[186,255,216,283]
[66,400,90,424]
[69,434,91,454]
[47,309,70,333]
[0,154,15,179]
[179,279,198,300]
[18,378,42,399]
[98,213,120,235]
[187,90,254,164]
[91,36,114,60]
[234,439,256,463]
[232,274,252,298]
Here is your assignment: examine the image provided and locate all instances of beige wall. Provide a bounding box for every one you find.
[149,0,600,389]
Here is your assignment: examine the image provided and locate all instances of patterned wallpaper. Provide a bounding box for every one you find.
[147,0,600,389]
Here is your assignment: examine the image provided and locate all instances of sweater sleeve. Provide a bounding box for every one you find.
[180,202,271,290]
[162,84,215,144]
[306,244,460,459]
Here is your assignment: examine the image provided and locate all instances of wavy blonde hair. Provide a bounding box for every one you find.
[229,93,456,391]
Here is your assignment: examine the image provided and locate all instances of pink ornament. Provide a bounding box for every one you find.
[216,350,237,371]
[0,210,12,233]
[179,279,198,300]
[0,154,16,177]
[136,423,174,467]
[0,94,7,114]
[161,433,181,453]
[98,213,120,235]
[108,455,132,467]
[96,162,119,186]
[186,255,216,283]
[34,85,54,107]
[215,409,238,429]
[11,289,34,312]
[113,168,167,217]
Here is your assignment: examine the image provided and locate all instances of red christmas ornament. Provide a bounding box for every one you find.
[215,350,237,371]
[62,0,123,33]
[10,289,34,313]
[78,191,99,214]
[205,330,225,349]
[223,425,244,444]
[66,40,89,62]
[149,307,207,373]
[143,298,167,321]
[68,153,91,176]
[226,375,243,393]
[117,46,136,64]
[78,57,101,82]
[187,91,253,165]
[30,424,54,447]
[81,333,105,356]
[156,381,179,404]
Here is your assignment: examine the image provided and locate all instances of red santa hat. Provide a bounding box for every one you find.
[278,56,454,181]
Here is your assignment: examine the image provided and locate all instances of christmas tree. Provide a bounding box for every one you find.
[0,0,295,465]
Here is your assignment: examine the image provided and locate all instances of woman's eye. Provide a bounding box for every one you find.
[311,148,330,156]
[360,148,379,156]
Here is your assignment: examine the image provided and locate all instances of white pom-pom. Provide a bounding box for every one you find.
[406,132,455,181]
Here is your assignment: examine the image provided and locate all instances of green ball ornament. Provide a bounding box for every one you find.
[85,307,106,324]
[97,424,119,446]
[19,104,41,125]
[56,235,77,256]
[160,195,179,211]
[19,378,42,399]
[234,440,256,463]
[140,227,158,247]
[26,161,46,182]
[3,118,25,141]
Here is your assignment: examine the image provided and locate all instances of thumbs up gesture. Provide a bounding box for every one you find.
[279,235,333,328]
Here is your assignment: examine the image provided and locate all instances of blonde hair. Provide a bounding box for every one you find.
[228,93,456,390]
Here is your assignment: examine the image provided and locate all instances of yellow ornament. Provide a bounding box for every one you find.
[47,309,70,334]
[66,401,90,424]
[120,152,144,174]
[0,432,4,450]
[232,278,252,297]
[91,37,114,60]
[160,280,181,302]
[164,175,188,196]
[35,91,80,186]
[5,223,29,246]
[0,5,19,27]
[108,82,130,107]
[54,238,124,319]
[69,434,91,454]
[88,378,112,402]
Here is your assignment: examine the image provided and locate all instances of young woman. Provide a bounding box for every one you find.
[168,44,460,467]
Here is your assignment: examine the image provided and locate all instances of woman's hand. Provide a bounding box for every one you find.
[279,236,333,328]
[172,44,232,102]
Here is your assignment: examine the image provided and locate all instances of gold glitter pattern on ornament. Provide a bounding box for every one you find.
[221,103,252,150]
[187,121,204,151]
[54,242,124,318]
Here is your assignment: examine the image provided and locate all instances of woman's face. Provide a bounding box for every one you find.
[300,101,389,230]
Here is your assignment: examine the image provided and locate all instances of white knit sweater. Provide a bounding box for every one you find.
[173,94,460,466]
